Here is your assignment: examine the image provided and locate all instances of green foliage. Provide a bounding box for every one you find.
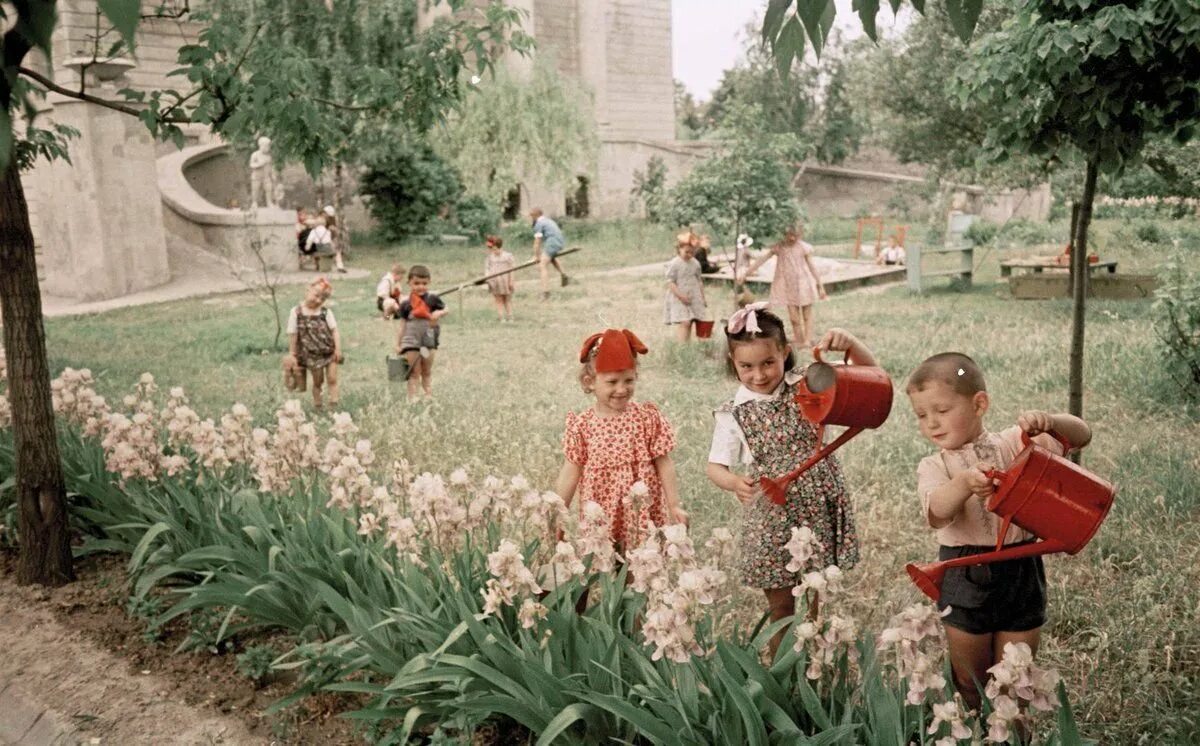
[1134,220,1165,245]
[761,0,988,63]
[359,142,464,241]
[236,644,279,684]
[963,219,999,246]
[957,0,1200,172]
[813,59,861,165]
[630,156,669,223]
[665,104,808,242]
[1154,254,1200,402]
[706,38,817,137]
[453,195,500,241]
[434,56,597,208]
[1102,139,1200,202]
[674,81,708,140]
[2,1,529,176]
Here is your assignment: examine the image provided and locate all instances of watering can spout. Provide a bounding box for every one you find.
[905,539,1069,602]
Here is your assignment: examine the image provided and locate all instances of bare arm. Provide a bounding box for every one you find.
[288,332,298,357]
[804,252,827,298]
[706,462,760,505]
[332,328,342,360]
[667,280,689,302]
[555,460,583,508]
[653,454,687,524]
[925,470,989,527]
[533,235,543,260]
[739,247,776,280]
[1018,411,1092,450]
[817,328,878,366]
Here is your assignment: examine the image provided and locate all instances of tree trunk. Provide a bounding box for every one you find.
[333,163,348,260]
[1067,159,1098,464]
[0,160,74,586]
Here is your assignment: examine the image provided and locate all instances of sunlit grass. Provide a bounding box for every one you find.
[43,216,1200,743]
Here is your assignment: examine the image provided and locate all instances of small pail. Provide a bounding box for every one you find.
[694,319,715,339]
[386,354,411,382]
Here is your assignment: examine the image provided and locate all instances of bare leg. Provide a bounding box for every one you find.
[310,366,326,409]
[503,295,513,320]
[786,305,805,350]
[420,351,436,398]
[491,294,506,320]
[325,361,339,409]
[403,350,420,401]
[944,625,996,713]
[763,587,795,661]
[675,321,692,342]
[800,304,814,347]
[539,256,551,297]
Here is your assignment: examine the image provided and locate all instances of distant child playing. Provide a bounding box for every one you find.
[706,303,875,658]
[737,223,827,349]
[484,235,516,322]
[287,277,342,410]
[393,265,448,401]
[664,232,709,341]
[907,352,1091,711]
[375,263,405,319]
[556,329,688,549]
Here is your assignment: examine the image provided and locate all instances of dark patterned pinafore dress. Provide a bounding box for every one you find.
[294,307,336,371]
[731,381,860,589]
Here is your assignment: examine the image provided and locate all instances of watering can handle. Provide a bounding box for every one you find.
[810,347,851,365]
[1020,429,1073,455]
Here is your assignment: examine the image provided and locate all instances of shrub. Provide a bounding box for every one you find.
[1134,220,1165,244]
[453,195,500,241]
[1154,255,1200,401]
[360,142,464,241]
[964,219,1000,246]
[630,156,669,223]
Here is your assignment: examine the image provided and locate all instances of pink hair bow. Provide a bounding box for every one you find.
[727,301,769,334]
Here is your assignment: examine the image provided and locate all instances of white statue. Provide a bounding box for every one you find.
[248,136,277,209]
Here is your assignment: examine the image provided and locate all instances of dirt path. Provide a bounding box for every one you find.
[0,577,265,745]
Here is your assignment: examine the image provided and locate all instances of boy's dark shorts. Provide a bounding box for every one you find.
[936,542,1046,635]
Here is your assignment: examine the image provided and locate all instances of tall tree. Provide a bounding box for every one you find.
[432,55,597,208]
[814,58,861,165]
[0,0,524,586]
[957,0,1200,421]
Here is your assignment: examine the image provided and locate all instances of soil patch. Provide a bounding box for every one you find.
[0,550,362,744]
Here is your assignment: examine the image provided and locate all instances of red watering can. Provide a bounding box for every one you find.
[760,348,894,504]
[905,431,1116,602]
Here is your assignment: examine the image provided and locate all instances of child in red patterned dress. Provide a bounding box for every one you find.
[555,329,688,550]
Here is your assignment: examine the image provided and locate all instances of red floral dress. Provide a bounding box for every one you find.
[563,401,676,546]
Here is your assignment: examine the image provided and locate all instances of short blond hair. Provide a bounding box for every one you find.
[906,352,986,396]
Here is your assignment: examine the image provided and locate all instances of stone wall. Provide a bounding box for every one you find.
[602,1,674,141]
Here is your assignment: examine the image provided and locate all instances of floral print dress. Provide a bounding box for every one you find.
[729,381,859,588]
[563,401,676,546]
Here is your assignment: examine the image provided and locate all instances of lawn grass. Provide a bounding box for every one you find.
[43,216,1200,743]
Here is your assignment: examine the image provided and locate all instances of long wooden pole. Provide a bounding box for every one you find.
[435,246,582,296]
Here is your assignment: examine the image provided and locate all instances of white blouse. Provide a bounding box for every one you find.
[708,370,805,467]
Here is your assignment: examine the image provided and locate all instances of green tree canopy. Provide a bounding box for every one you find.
[666,103,809,244]
[432,55,597,208]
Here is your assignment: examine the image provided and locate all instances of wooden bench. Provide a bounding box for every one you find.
[298,245,337,272]
[1000,257,1118,277]
[906,243,974,292]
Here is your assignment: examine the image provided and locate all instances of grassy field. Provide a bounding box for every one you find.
[44,216,1200,743]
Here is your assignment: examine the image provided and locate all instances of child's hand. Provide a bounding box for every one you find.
[1017,410,1054,437]
[817,327,858,353]
[670,505,690,527]
[817,284,828,300]
[732,475,761,505]
[964,465,996,500]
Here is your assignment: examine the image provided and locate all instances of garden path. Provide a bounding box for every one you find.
[41,247,369,319]
[0,575,265,745]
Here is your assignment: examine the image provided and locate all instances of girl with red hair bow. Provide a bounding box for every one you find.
[556,329,688,550]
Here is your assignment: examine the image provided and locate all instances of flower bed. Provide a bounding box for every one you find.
[0,368,1086,744]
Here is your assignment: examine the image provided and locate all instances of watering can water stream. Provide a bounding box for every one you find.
[905,431,1117,602]
[760,349,894,505]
